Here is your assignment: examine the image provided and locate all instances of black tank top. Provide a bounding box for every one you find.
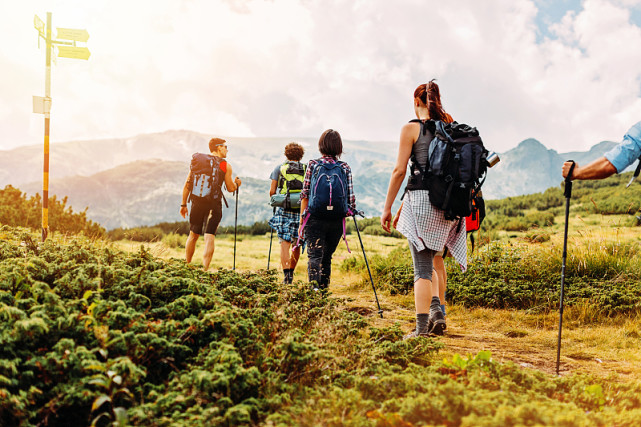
[406,120,435,190]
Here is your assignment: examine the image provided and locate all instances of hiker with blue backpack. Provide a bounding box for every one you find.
[268,142,307,284]
[298,129,356,291]
[382,80,485,338]
[180,137,242,271]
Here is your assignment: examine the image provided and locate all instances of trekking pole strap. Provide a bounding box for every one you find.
[295,212,311,249]
[342,218,351,253]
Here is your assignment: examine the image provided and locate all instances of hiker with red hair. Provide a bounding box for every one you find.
[381,80,467,338]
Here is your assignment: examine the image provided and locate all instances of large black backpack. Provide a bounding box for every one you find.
[189,153,225,203]
[407,120,488,220]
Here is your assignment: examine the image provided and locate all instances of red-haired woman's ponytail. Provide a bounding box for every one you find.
[425,80,453,123]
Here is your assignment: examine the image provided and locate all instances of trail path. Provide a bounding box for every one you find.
[332,272,641,381]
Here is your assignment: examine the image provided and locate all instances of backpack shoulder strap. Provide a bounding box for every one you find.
[278,162,289,189]
[408,119,437,136]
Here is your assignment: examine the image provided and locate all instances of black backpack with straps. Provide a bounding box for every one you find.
[406,119,489,220]
[189,153,226,204]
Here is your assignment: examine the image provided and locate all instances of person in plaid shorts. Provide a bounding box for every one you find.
[268,142,306,284]
[381,81,467,338]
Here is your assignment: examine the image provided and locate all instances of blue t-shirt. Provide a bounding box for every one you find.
[604,121,641,173]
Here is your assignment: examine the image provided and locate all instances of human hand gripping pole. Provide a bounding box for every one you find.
[556,160,575,375]
[352,210,383,318]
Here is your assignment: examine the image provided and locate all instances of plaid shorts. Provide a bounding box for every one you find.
[269,208,300,243]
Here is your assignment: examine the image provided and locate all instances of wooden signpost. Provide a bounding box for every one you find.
[33,13,90,241]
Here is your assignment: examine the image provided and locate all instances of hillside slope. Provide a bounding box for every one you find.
[6,129,620,228]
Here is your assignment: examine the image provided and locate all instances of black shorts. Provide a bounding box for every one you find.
[189,199,223,235]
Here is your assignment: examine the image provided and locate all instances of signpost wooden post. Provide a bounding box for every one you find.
[33,13,90,241]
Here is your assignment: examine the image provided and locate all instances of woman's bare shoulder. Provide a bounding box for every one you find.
[400,121,420,142]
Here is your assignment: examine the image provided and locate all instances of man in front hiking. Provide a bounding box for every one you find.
[180,137,241,271]
[562,121,641,180]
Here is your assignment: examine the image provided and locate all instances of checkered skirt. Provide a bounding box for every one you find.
[268,208,301,242]
[396,190,468,272]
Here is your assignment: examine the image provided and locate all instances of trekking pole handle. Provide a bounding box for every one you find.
[564,160,576,198]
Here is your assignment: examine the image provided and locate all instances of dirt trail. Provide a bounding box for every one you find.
[334,279,641,381]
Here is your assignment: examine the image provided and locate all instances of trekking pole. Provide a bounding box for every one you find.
[233,187,239,271]
[352,212,383,318]
[556,160,575,375]
[267,207,275,270]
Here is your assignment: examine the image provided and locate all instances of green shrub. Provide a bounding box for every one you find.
[523,230,551,243]
[4,225,641,425]
[342,245,414,295]
[0,185,105,238]
[162,232,184,249]
[0,227,437,426]
[108,226,164,242]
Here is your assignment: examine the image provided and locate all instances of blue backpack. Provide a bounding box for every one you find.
[308,161,350,219]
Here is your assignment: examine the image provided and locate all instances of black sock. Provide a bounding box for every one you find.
[430,296,442,314]
[283,268,294,283]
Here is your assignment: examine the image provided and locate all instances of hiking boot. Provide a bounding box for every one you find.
[428,309,447,336]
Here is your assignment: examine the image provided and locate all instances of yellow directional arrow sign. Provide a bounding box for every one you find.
[34,15,45,37]
[56,28,89,42]
[57,45,91,60]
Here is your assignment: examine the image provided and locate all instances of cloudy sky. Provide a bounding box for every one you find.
[1,0,640,153]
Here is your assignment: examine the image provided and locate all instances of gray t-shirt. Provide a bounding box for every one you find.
[269,164,282,181]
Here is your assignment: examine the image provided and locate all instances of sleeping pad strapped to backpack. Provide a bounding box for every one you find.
[270,161,306,210]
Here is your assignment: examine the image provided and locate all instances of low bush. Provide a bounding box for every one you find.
[0,185,105,238]
[3,225,641,425]
[162,232,184,249]
[344,238,641,316]
[0,226,438,426]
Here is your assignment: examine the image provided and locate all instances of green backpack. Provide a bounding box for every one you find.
[270,161,306,210]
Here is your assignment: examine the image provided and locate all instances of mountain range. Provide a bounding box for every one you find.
[1,130,618,230]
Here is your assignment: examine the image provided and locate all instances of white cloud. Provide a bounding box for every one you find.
[0,0,640,153]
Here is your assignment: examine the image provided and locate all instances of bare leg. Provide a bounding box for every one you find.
[433,255,447,302]
[290,244,300,269]
[280,241,292,269]
[202,233,216,271]
[414,278,433,314]
[279,240,301,270]
[185,231,200,263]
